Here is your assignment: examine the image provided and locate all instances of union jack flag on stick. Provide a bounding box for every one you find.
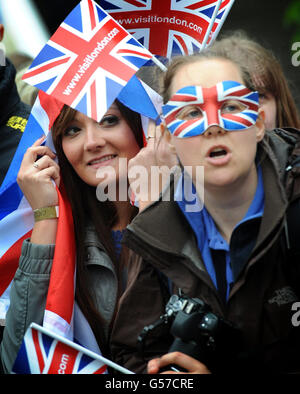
[0,91,79,343]
[12,323,134,374]
[22,0,160,122]
[0,92,63,316]
[100,0,235,58]
[205,0,235,47]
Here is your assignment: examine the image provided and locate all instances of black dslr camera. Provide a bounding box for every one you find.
[138,294,240,372]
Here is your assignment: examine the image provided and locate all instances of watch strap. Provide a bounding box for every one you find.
[33,206,59,222]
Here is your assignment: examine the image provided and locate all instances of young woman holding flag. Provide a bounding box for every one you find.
[110,50,300,374]
[0,98,176,374]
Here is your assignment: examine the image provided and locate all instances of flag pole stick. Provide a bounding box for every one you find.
[209,0,235,46]
[30,323,135,374]
[201,0,222,50]
[151,55,168,72]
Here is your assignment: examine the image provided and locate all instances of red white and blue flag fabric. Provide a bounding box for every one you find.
[12,323,134,374]
[205,0,235,47]
[0,90,86,345]
[162,80,259,138]
[100,0,235,58]
[0,91,79,343]
[22,0,153,122]
[0,92,64,319]
[12,323,107,374]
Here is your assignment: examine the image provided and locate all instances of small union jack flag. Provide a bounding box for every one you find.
[162,80,259,138]
[12,323,134,374]
[22,0,153,122]
[12,323,108,374]
[206,0,235,47]
[100,0,234,58]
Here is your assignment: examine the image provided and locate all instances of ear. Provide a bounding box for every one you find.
[255,109,265,142]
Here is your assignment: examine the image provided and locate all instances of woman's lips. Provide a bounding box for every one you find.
[88,154,117,168]
[206,146,232,166]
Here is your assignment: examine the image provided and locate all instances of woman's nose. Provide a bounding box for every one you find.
[203,126,226,137]
[84,127,106,150]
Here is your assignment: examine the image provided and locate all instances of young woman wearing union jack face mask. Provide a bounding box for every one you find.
[161,59,265,200]
[110,51,300,374]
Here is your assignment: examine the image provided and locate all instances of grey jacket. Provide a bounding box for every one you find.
[0,224,118,374]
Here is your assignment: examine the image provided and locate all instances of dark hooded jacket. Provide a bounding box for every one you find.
[111,130,300,374]
[0,58,31,185]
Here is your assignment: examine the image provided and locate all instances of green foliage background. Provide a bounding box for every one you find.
[284,0,300,42]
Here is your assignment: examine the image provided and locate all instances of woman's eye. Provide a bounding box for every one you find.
[258,92,271,103]
[222,101,246,114]
[64,126,81,136]
[99,115,119,127]
[177,106,203,120]
[259,93,266,100]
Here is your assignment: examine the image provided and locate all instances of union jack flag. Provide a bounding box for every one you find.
[0,90,79,341]
[205,0,235,47]
[0,92,64,309]
[162,81,259,138]
[100,0,235,58]
[22,0,153,122]
[12,323,133,374]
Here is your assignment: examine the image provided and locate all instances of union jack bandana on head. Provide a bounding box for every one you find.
[162,80,259,138]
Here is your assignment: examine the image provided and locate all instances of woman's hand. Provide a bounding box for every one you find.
[147,352,211,374]
[17,136,60,210]
[128,120,179,211]
[17,136,61,244]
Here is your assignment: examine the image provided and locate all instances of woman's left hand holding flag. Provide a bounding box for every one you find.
[128,120,179,212]
[17,136,60,245]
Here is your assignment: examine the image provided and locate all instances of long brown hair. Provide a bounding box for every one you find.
[209,31,300,129]
[52,100,143,355]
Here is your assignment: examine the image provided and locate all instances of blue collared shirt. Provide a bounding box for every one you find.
[176,166,265,300]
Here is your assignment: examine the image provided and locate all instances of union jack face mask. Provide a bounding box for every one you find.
[161,80,259,138]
